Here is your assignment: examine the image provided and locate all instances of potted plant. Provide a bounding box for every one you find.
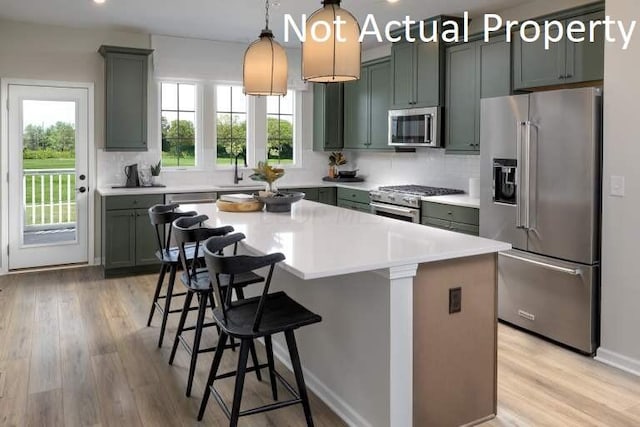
[250,161,285,195]
[250,161,304,212]
[150,160,161,185]
[328,152,347,178]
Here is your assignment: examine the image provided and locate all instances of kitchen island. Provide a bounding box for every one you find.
[186,200,510,427]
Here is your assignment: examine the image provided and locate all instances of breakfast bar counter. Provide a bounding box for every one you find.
[186,200,510,427]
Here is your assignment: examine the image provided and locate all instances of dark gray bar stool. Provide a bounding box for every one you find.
[169,215,265,397]
[198,233,322,427]
[147,203,198,347]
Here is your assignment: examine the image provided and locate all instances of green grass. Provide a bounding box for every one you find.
[161,153,196,167]
[23,158,75,169]
[25,204,76,226]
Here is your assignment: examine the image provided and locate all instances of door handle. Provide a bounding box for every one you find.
[76,186,87,193]
[500,252,582,276]
[516,121,529,229]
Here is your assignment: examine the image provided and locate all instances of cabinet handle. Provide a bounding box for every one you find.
[565,73,573,79]
[559,75,566,79]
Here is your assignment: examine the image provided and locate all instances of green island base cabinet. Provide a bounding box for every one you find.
[421,201,479,236]
[101,194,164,277]
[336,187,371,213]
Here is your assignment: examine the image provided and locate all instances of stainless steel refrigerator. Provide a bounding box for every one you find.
[479,87,602,355]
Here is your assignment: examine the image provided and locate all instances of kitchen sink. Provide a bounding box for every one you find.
[216,184,262,189]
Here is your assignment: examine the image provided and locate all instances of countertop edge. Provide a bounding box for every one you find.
[96,182,380,196]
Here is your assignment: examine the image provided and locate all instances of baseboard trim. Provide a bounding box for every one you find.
[269,339,374,427]
[595,347,640,377]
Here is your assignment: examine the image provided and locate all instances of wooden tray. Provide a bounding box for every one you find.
[216,199,264,212]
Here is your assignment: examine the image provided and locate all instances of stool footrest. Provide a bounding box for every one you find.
[208,366,302,421]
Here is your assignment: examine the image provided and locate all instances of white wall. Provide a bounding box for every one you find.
[596,0,640,375]
[0,19,150,267]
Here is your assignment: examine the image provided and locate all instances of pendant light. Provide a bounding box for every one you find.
[302,0,361,83]
[243,0,288,96]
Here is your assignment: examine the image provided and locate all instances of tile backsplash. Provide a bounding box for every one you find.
[97,148,478,192]
[348,149,480,191]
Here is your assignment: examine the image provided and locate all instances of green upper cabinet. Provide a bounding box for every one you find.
[344,58,392,150]
[99,45,153,151]
[390,17,458,109]
[313,83,344,151]
[390,41,415,108]
[479,36,512,99]
[390,35,442,109]
[446,43,480,153]
[445,36,511,154]
[513,7,604,90]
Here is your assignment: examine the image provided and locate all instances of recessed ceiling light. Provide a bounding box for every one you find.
[387,0,400,3]
[94,0,106,4]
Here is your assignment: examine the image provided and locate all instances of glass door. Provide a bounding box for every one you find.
[7,84,89,270]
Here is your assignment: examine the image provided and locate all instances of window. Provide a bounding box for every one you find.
[161,83,197,167]
[266,95,295,166]
[216,85,247,167]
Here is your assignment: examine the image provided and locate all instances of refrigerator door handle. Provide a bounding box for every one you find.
[500,252,583,276]
[526,121,538,231]
[516,121,529,229]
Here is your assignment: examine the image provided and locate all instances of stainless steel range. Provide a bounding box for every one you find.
[370,185,464,223]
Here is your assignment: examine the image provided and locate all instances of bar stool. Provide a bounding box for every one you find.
[147,203,198,347]
[169,215,265,397]
[198,233,322,427]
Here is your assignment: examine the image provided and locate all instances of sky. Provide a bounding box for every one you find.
[23,100,75,129]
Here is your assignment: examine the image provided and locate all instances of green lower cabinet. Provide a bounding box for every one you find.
[299,188,320,202]
[337,187,370,213]
[318,187,337,206]
[102,194,164,276]
[421,201,479,236]
[135,208,160,265]
[104,210,136,269]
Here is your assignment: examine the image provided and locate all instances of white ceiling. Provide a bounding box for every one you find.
[0,0,529,45]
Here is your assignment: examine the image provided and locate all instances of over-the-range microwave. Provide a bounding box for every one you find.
[388,106,441,148]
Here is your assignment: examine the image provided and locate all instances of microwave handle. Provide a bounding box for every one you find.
[424,114,432,143]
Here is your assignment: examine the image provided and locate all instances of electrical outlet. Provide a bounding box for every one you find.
[449,287,462,314]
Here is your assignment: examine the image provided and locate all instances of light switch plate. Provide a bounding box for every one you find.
[611,176,625,197]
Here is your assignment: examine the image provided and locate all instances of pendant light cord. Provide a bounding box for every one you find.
[264,0,270,30]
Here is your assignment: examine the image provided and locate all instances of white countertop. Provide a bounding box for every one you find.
[97,182,479,208]
[422,194,480,209]
[96,181,380,197]
[188,200,509,280]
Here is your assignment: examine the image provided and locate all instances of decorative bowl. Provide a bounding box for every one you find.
[216,199,264,212]
[338,170,359,178]
[254,191,305,213]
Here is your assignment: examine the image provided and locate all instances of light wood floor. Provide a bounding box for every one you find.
[0,267,639,427]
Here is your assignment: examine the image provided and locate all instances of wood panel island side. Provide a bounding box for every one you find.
[187,200,511,427]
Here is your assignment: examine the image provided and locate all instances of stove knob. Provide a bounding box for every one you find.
[388,195,396,201]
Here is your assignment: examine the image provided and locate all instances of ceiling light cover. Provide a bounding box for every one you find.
[302,0,361,83]
[243,1,288,96]
[243,30,288,96]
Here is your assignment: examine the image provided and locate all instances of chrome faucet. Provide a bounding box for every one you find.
[234,150,247,184]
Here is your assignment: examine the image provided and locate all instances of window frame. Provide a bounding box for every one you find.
[155,82,303,171]
[159,80,203,170]
[266,94,297,167]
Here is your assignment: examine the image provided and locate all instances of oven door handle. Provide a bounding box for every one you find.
[369,202,415,215]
